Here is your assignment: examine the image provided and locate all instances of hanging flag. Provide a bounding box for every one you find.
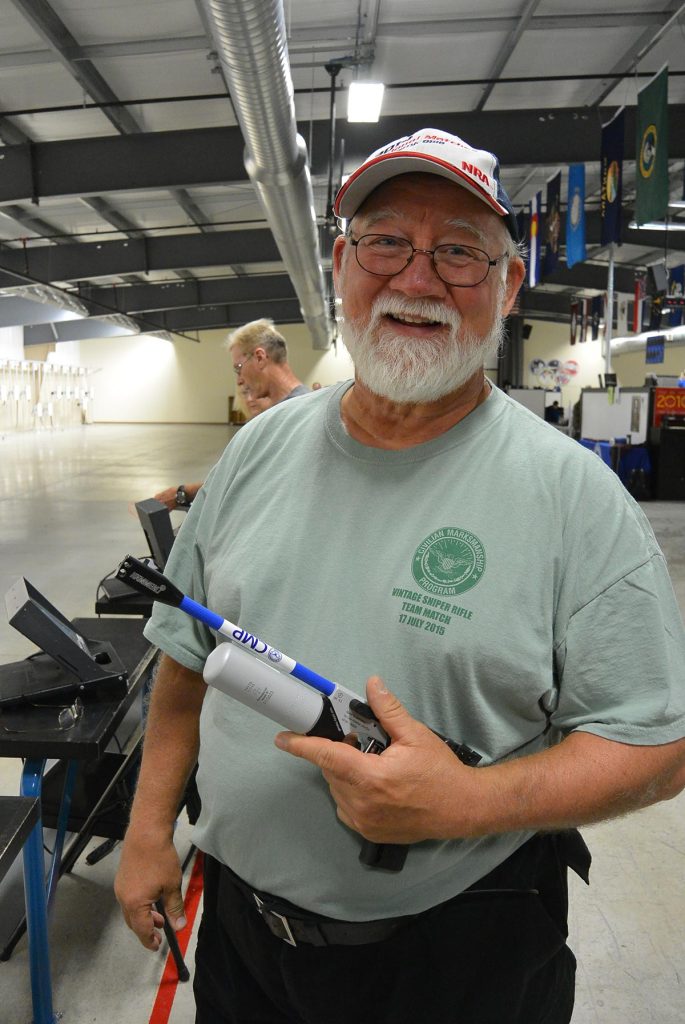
[600,108,624,246]
[635,66,669,225]
[633,273,646,333]
[528,191,541,288]
[566,164,586,269]
[580,298,591,342]
[570,300,579,345]
[542,172,562,278]
[591,295,603,340]
[645,336,665,364]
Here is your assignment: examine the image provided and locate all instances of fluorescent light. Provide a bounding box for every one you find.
[144,330,174,342]
[629,220,685,231]
[95,313,140,334]
[347,82,385,123]
[669,200,685,209]
[0,284,88,319]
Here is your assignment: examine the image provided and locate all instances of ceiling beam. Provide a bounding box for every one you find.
[7,0,141,136]
[582,1,685,108]
[0,11,671,71]
[141,300,304,333]
[475,0,544,112]
[2,107,684,207]
[0,127,247,204]
[23,299,304,340]
[0,212,679,295]
[0,228,281,288]
[79,274,297,316]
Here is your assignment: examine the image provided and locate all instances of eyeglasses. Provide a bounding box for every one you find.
[1,696,84,735]
[349,234,508,288]
[232,353,254,375]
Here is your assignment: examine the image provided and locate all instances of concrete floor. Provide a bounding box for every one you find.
[1,422,684,1023]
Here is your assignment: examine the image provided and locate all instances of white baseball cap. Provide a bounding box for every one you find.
[334,127,519,241]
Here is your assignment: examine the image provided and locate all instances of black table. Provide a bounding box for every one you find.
[0,797,39,884]
[0,618,156,1024]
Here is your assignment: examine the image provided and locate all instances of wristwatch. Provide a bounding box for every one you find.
[176,484,190,507]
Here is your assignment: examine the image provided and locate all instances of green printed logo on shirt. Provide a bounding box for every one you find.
[411,527,485,596]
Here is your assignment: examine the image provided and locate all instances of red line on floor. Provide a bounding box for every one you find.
[148,849,205,1024]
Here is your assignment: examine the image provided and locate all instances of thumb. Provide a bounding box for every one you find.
[365,676,423,745]
[162,890,187,932]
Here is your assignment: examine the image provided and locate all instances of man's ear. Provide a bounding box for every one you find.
[501,257,526,318]
[332,234,347,291]
[253,345,268,366]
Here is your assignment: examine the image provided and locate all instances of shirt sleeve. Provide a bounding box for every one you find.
[553,552,685,744]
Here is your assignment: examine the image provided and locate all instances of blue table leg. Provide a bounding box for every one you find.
[46,759,79,911]
[20,758,57,1024]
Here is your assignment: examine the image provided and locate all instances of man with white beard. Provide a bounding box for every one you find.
[116,129,685,1024]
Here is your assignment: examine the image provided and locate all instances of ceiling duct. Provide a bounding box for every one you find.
[200,0,332,350]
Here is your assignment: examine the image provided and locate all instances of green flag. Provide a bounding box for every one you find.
[635,66,669,225]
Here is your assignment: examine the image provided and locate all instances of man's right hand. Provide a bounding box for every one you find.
[115,829,186,950]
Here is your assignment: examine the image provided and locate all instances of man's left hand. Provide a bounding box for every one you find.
[274,676,475,843]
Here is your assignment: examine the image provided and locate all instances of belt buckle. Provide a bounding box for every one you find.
[253,894,297,946]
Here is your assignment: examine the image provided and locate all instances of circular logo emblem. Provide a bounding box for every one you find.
[605,160,619,203]
[268,649,283,663]
[639,125,657,179]
[411,528,485,596]
[569,188,582,229]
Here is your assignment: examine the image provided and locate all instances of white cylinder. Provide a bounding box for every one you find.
[203,642,324,733]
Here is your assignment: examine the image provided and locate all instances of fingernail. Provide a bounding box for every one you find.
[174,916,187,931]
[274,734,287,749]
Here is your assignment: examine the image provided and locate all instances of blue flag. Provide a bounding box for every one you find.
[543,172,562,278]
[528,192,541,288]
[600,109,624,245]
[566,164,586,269]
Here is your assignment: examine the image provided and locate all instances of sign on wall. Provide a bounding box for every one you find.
[652,386,685,427]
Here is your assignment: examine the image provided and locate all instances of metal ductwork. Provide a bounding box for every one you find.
[612,332,685,356]
[200,0,332,350]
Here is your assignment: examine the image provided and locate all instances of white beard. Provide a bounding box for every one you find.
[340,293,506,405]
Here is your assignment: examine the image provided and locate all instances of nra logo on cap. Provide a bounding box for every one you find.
[462,161,491,188]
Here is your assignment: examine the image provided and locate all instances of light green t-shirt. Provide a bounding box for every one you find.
[145,382,685,920]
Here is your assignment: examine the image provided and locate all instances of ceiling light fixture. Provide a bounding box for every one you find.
[0,284,88,320]
[347,82,385,123]
[629,220,685,231]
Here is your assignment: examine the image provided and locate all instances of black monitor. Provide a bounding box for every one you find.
[2,578,128,705]
[135,498,176,570]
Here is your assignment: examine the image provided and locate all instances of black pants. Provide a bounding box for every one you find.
[194,833,590,1024]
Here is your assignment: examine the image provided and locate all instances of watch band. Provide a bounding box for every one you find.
[176,484,189,507]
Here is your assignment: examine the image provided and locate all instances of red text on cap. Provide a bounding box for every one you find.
[462,161,491,187]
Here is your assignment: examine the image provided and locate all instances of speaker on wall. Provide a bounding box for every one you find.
[522,324,533,340]
[647,263,668,296]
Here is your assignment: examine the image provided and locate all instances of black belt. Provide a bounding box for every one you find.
[223,864,416,947]
[220,830,591,949]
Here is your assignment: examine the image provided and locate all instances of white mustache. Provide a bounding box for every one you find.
[368,296,461,332]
